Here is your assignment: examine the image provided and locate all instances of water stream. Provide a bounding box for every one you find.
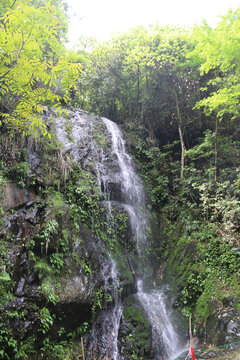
[102,117,184,359]
[88,255,122,360]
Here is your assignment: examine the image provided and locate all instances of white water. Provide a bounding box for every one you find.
[89,256,122,360]
[137,280,183,360]
[102,117,184,360]
[102,118,149,255]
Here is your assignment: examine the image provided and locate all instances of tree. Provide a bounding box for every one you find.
[0,0,81,136]
[190,8,240,120]
[77,26,205,178]
[122,26,201,178]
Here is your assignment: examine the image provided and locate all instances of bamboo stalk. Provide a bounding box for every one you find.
[81,337,85,360]
[189,316,192,348]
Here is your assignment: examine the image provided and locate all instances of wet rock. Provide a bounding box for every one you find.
[25,205,38,221]
[24,285,39,301]
[27,273,36,285]
[206,308,240,346]
[57,275,92,303]
[15,277,26,296]
[118,295,153,360]
[197,348,240,359]
[28,146,41,173]
[86,305,123,360]
[4,183,36,210]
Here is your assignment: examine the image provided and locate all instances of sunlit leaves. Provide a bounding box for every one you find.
[0,0,81,136]
[189,7,240,119]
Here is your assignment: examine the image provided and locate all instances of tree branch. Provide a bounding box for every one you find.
[10,0,18,9]
[0,69,12,80]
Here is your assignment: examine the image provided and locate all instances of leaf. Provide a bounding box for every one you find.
[0,1,80,137]
[0,272,11,281]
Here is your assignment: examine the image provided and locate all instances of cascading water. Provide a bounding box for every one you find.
[102,118,149,257]
[88,256,122,360]
[102,117,184,359]
[137,280,183,359]
[55,110,185,359]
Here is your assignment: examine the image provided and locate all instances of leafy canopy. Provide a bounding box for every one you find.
[190,8,240,119]
[0,0,81,137]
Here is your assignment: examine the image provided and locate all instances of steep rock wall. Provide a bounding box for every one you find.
[0,110,149,360]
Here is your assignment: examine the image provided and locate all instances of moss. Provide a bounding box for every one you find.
[195,285,219,323]
[120,267,133,284]
[64,118,74,142]
[163,213,240,327]
[119,296,152,359]
[165,239,198,285]
[123,304,149,328]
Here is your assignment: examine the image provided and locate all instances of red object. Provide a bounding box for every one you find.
[189,347,196,360]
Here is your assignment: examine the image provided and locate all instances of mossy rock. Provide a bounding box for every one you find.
[165,238,199,286]
[118,295,153,359]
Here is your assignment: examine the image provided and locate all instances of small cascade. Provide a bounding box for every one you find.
[88,256,122,360]
[102,117,185,359]
[137,281,182,360]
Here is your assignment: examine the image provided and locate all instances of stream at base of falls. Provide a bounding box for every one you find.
[56,110,186,360]
[137,280,183,360]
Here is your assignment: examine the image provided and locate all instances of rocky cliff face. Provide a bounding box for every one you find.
[0,110,151,360]
[0,110,239,360]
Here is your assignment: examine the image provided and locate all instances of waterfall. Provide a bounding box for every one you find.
[55,110,185,359]
[102,117,184,359]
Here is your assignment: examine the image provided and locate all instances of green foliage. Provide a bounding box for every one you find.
[14,336,35,360]
[95,131,107,150]
[77,25,199,144]
[65,166,101,233]
[34,259,53,280]
[80,260,92,275]
[7,162,29,187]
[74,322,89,337]
[38,307,53,334]
[0,324,18,360]
[50,253,65,275]
[39,278,59,305]
[134,137,171,209]
[65,118,74,141]
[162,130,240,319]
[0,0,81,136]
[185,130,215,162]
[91,287,104,313]
[46,191,67,215]
[38,219,59,254]
[0,272,11,281]
[114,211,129,244]
[39,337,83,360]
[121,297,151,359]
[190,8,240,120]
[165,211,240,320]
[0,146,30,187]
[1,7,240,356]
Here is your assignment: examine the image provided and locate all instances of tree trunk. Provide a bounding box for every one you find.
[174,89,185,179]
[214,118,218,182]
